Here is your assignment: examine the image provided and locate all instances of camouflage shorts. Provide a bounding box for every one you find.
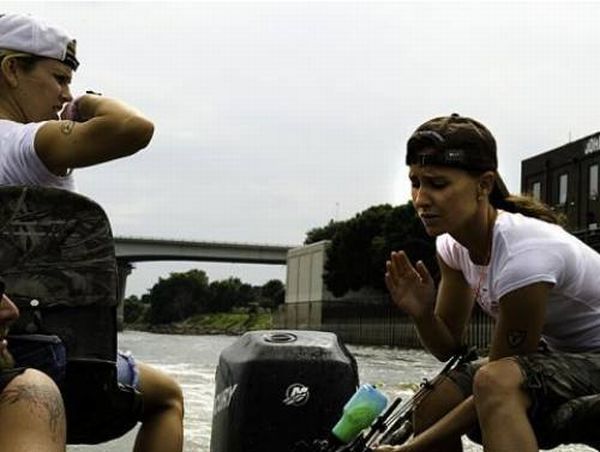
[447,349,600,444]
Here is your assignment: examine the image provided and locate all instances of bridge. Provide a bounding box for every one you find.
[114,236,294,264]
[113,237,297,322]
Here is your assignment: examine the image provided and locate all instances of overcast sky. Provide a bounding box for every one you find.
[4,1,600,296]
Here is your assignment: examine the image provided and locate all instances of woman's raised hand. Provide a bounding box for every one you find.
[385,251,435,320]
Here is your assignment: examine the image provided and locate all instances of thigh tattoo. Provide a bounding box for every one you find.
[0,382,65,441]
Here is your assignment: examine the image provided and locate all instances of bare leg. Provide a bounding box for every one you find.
[0,369,66,452]
[473,359,536,452]
[133,363,184,452]
[409,377,467,452]
[375,377,469,452]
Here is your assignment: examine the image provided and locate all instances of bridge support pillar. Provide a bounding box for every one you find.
[116,260,134,331]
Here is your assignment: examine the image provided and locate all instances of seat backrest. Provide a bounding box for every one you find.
[0,186,144,444]
[0,186,118,361]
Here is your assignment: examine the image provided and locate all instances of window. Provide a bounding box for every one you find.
[559,173,568,205]
[590,164,598,200]
[531,181,541,201]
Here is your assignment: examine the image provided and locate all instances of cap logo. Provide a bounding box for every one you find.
[445,150,464,162]
[415,150,467,168]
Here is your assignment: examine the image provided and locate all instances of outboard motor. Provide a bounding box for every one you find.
[210,330,359,452]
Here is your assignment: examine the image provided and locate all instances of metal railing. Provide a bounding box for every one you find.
[275,298,494,349]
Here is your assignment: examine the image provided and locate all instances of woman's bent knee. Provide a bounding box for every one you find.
[162,377,184,416]
[473,359,529,410]
[137,363,184,417]
[473,360,522,395]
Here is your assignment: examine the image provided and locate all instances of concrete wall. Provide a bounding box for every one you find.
[285,240,333,303]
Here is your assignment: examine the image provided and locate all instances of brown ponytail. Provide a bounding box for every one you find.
[492,193,565,226]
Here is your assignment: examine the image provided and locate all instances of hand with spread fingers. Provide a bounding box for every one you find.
[385,251,435,321]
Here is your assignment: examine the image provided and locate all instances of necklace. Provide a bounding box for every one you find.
[473,208,497,305]
[474,265,488,305]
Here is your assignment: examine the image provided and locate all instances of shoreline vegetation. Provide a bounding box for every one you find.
[124,311,274,336]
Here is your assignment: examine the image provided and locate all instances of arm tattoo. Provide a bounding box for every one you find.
[507,329,527,349]
[60,120,75,135]
[0,381,65,443]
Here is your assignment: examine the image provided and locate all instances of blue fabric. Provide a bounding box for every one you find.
[8,334,67,383]
[116,350,140,389]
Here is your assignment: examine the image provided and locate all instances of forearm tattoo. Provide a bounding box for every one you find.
[0,381,65,443]
[507,329,527,349]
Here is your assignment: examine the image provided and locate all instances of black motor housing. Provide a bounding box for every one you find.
[210,330,359,452]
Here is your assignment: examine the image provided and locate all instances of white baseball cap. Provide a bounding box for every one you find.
[0,13,79,70]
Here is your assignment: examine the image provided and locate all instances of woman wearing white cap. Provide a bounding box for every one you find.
[376,114,600,452]
[0,13,183,452]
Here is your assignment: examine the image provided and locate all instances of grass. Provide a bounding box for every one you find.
[127,311,273,335]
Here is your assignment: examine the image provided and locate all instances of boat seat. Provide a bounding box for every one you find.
[0,186,143,444]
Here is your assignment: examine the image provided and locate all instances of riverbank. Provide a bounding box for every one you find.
[125,311,273,335]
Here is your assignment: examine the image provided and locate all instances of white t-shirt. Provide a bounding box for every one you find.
[0,119,75,191]
[437,211,600,352]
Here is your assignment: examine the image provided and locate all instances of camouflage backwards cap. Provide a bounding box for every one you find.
[406,113,509,199]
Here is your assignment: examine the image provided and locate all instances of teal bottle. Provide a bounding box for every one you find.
[331,384,388,443]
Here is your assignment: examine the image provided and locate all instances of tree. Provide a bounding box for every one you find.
[260,279,285,308]
[123,294,148,324]
[207,277,258,313]
[306,202,437,297]
[304,220,343,244]
[321,204,393,296]
[382,202,438,283]
[148,269,211,324]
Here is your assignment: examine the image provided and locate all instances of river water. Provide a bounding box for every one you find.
[67,331,593,452]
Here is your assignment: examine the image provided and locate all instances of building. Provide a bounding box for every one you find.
[284,240,333,304]
[521,131,600,233]
[275,241,332,329]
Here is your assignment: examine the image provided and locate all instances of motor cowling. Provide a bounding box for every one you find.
[210,330,359,452]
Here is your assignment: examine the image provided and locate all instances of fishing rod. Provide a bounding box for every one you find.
[372,348,477,446]
[292,347,478,452]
